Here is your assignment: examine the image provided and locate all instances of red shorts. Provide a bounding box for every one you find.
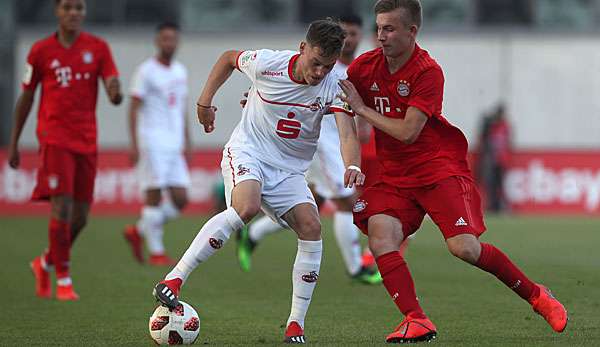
[353,176,486,239]
[32,144,97,203]
[359,156,381,192]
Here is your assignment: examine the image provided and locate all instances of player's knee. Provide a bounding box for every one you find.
[233,203,260,223]
[447,242,480,264]
[172,196,188,210]
[296,218,321,240]
[368,235,397,257]
[71,215,88,233]
[51,198,73,221]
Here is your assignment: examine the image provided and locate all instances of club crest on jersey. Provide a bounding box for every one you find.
[301,271,319,283]
[397,80,410,97]
[82,51,93,64]
[237,164,250,176]
[352,199,367,213]
[309,97,324,111]
[209,238,224,249]
[239,51,257,68]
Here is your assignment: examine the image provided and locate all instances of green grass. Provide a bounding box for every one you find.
[1,215,599,346]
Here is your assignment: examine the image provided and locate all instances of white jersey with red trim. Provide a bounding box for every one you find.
[225,49,350,174]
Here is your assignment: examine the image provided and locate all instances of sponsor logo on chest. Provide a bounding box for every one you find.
[261,70,284,77]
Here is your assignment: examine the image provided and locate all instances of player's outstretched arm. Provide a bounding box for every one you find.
[7,90,35,169]
[335,112,365,188]
[196,50,240,133]
[338,80,427,144]
[104,76,123,105]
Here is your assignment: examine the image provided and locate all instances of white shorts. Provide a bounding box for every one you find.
[221,146,316,227]
[138,149,191,191]
[306,116,355,200]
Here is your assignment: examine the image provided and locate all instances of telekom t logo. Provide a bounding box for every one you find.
[374,96,391,114]
[55,66,72,87]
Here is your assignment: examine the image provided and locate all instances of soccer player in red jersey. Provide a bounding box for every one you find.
[339,0,568,343]
[7,0,122,301]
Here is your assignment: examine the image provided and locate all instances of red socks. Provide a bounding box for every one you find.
[48,218,71,280]
[376,251,426,319]
[475,243,538,301]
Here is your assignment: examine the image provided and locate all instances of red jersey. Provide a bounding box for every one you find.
[347,45,471,188]
[22,32,119,154]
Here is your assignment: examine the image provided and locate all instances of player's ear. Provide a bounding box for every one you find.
[299,41,306,55]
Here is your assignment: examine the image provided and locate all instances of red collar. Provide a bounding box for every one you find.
[288,54,307,85]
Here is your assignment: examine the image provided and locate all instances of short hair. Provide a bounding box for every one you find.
[156,21,180,32]
[374,0,422,28]
[305,18,346,58]
[55,0,86,7]
[339,13,363,27]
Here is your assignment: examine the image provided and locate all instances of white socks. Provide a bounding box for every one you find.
[333,211,362,276]
[248,215,282,242]
[138,206,165,255]
[160,199,180,223]
[287,239,323,329]
[165,207,244,283]
[138,201,181,255]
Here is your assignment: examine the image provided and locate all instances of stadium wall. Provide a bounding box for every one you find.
[13,30,600,150]
[2,149,600,216]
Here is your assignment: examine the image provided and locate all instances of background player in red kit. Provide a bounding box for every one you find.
[7,0,122,301]
[339,0,568,343]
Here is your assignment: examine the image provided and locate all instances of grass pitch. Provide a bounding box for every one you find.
[1,215,599,346]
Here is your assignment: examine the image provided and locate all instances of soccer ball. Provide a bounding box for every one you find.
[149,301,200,345]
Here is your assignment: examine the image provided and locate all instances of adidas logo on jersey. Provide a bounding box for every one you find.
[370,82,380,91]
[455,217,468,226]
[50,59,60,69]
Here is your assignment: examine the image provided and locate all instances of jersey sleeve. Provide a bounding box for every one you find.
[129,64,148,99]
[21,44,42,91]
[235,49,263,83]
[98,40,119,80]
[328,70,354,116]
[407,67,444,117]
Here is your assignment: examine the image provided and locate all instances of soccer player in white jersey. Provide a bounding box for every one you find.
[152,19,364,343]
[235,15,382,285]
[123,22,191,266]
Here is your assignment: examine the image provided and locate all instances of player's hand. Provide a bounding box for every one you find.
[7,144,19,169]
[197,104,217,133]
[129,146,139,165]
[106,77,123,105]
[239,92,248,108]
[338,80,366,115]
[344,166,365,188]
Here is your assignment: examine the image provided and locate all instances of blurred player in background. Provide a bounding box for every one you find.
[123,22,191,266]
[235,14,382,285]
[7,0,122,300]
[339,0,568,342]
[152,19,364,343]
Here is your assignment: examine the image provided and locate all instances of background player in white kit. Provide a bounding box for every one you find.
[123,22,192,266]
[152,19,364,343]
[236,15,382,284]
